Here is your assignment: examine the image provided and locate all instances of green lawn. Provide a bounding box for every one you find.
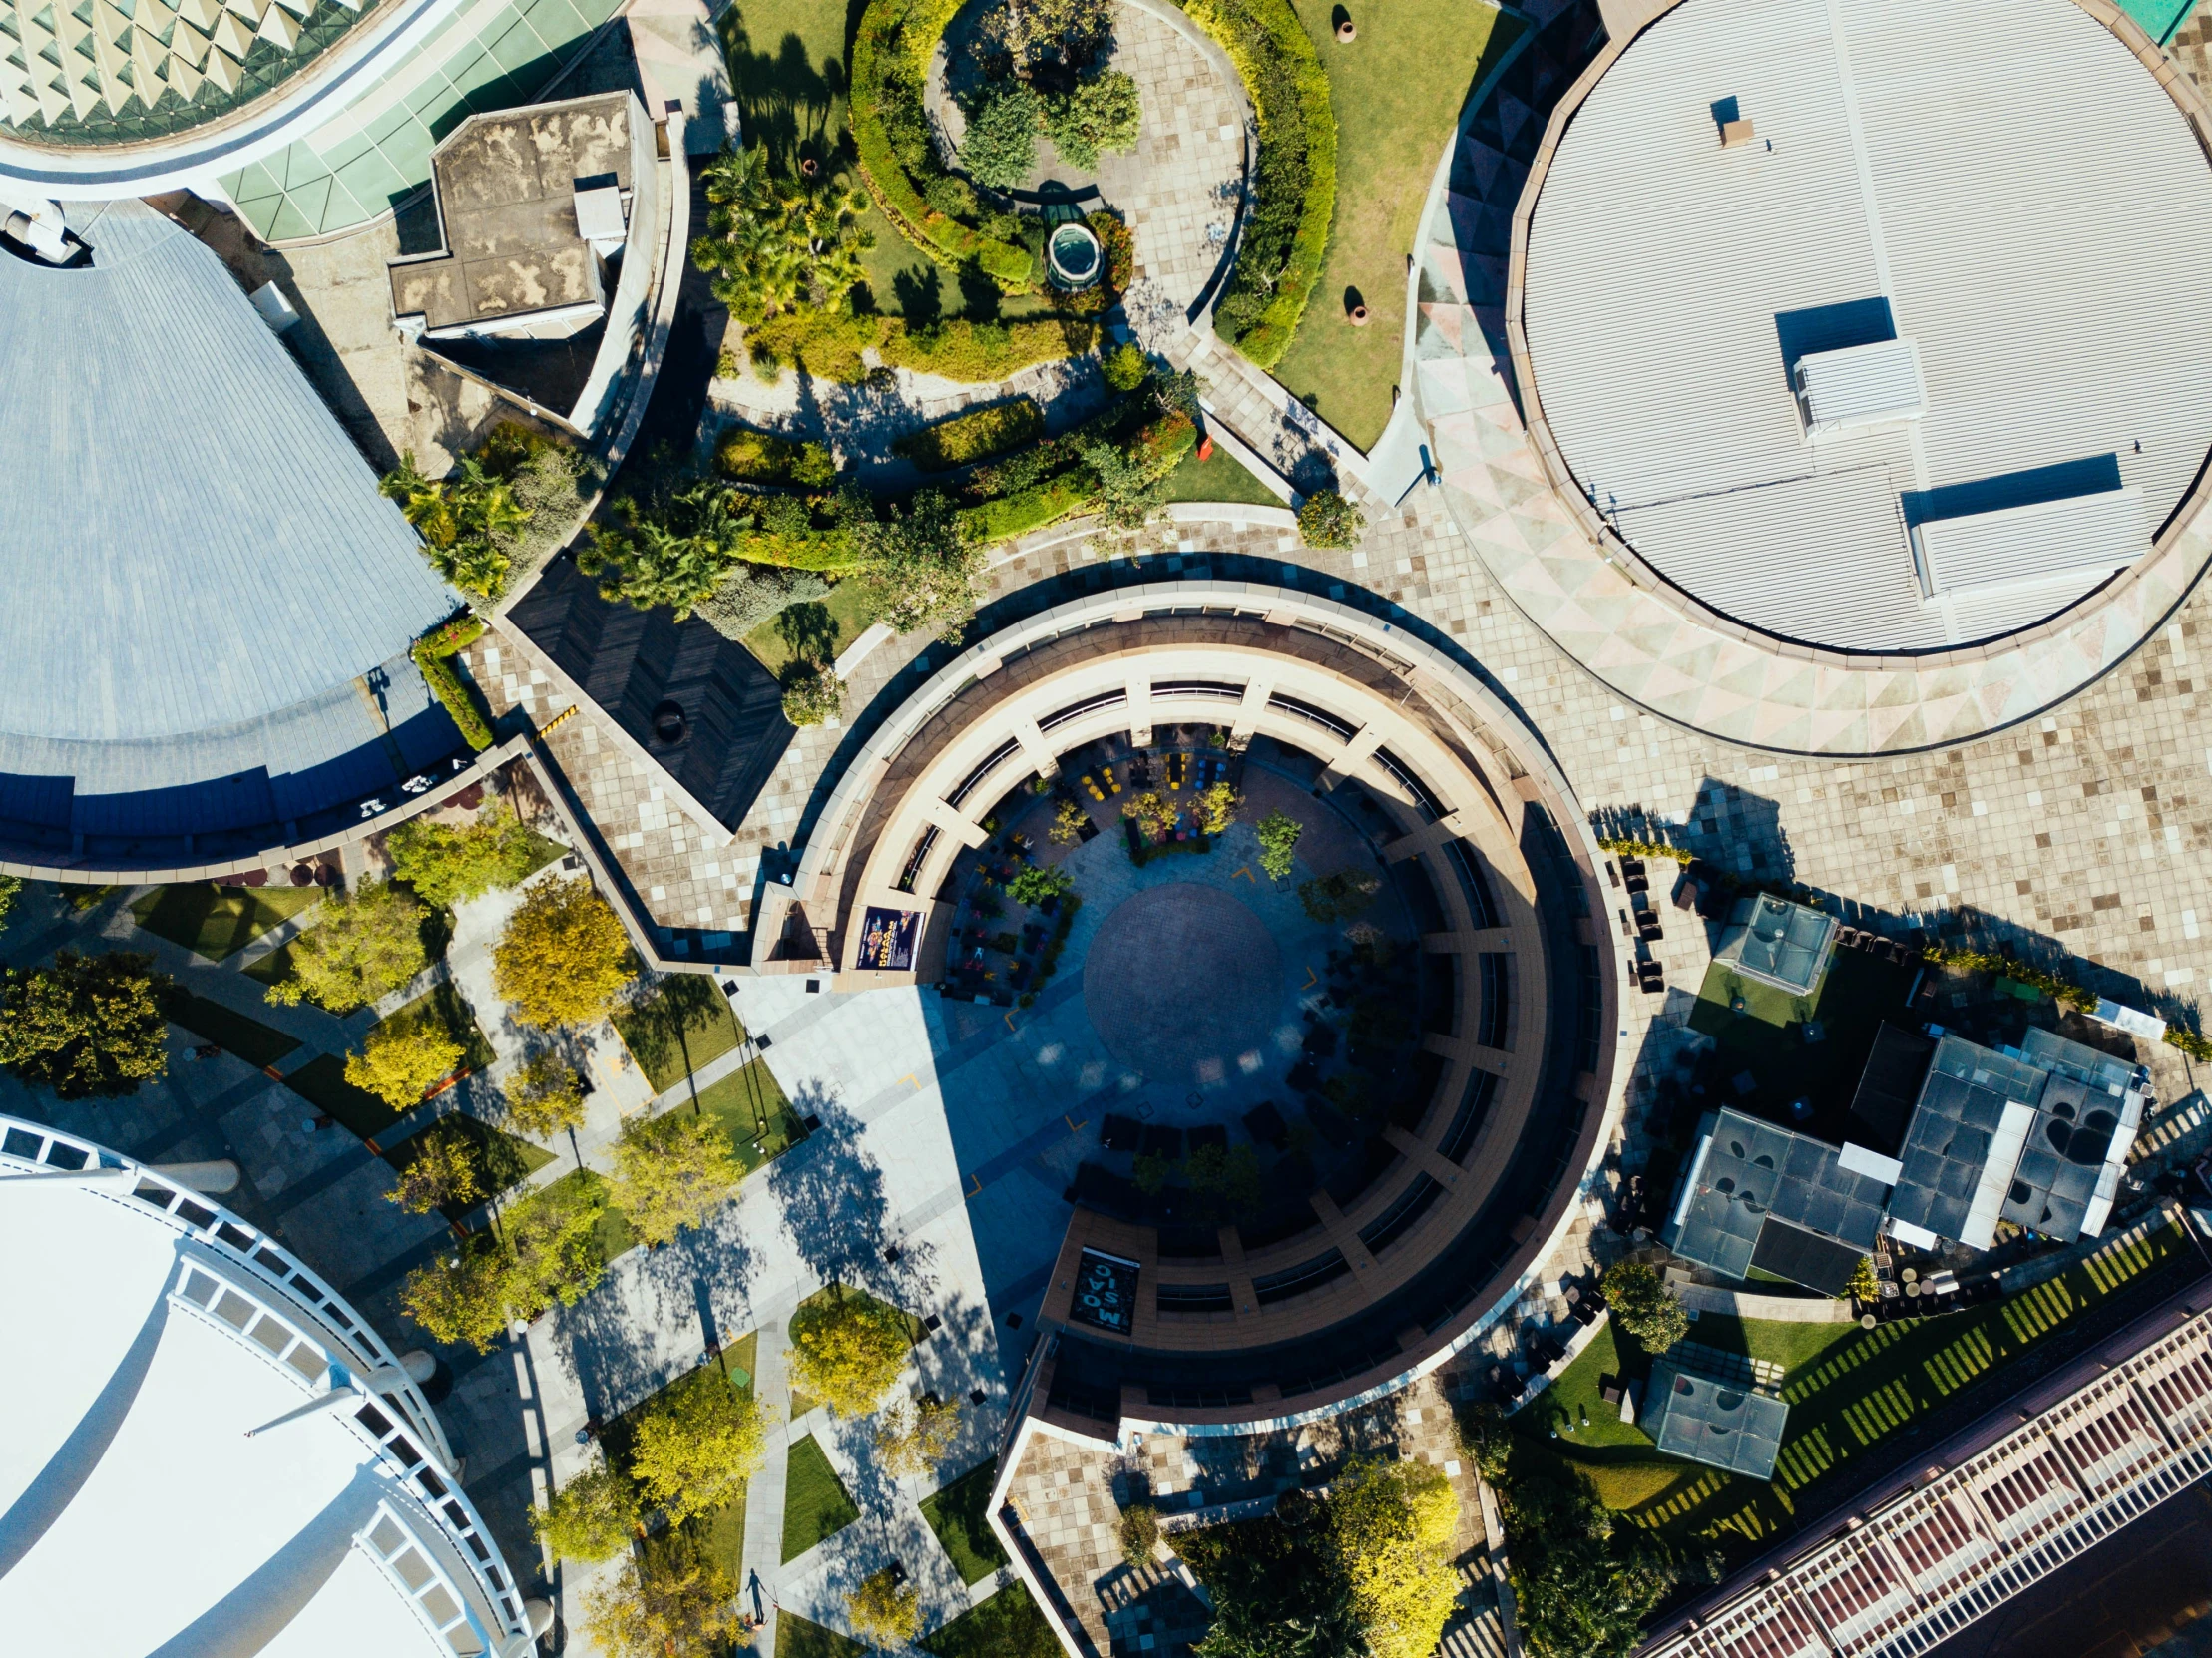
[780,1614,867,1658]
[695,1058,806,1174]
[613,980,746,1093]
[374,980,497,1077]
[1157,440,1283,509]
[923,1583,1063,1658]
[162,990,303,1070]
[782,1433,860,1562]
[743,580,883,679]
[1686,946,1919,1142]
[132,884,322,961]
[1264,1,1523,450]
[384,1113,554,1209]
[1514,1217,2195,1548]
[921,1460,1010,1585]
[600,1354,760,1578]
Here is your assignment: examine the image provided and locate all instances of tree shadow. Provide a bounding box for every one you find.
[892,264,944,324]
[774,602,844,671]
[721,17,842,171]
[956,261,1003,322]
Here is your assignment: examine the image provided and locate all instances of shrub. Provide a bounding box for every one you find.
[1297,488,1365,549]
[382,425,590,603]
[533,1464,642,1562]
[1256,810,1302,880]
[266,880,428,1013]
[849,0,1036,286]
[962,84,1042,190]
[0,874,18,933]
[893,398,1045,471]
[585,1552,744,1658]
[386,804,543,909]
[694,563,832,640]
[1181,0,1336,366]
[629,1367,766,1521]
[1043,70,1141,169]
[1104,341,1148,391]
[1298,868,1379,924]
[782,665,844,726]
[1329,1459,1460,1658]
[347,1022,464,1111]
[788,1287,912,1418]
[1458,1403,1511,1483]
[745,309,1096,385]
[1091,209,1135,291]
[714,426,838,487]
[1192,780,1241,835]
[1599,1261,1689,1355]
[493,876,636,1029]
[1051,797,1088,845]
[1117,1502,1161,1568]
[609,1110,744,1245]
[0,950,169,1098]
[855,489,987,637]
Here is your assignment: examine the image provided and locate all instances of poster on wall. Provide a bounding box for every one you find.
[856,906,921,971]
[1069,1248,1140,1335]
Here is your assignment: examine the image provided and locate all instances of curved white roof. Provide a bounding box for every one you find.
[0,201,455,745]
[0,1116,532,1658]
[1520,0,2212,652]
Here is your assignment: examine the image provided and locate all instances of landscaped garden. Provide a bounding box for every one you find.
[130,882,321,962]
[613,977,747,1093]
[919,1459,1010,1584]
[782,1432,861,1561]
[921,1583,1062,1658]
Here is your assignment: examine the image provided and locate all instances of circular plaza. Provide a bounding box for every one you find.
[764,580,1621,1429]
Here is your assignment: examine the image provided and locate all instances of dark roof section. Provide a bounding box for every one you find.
[1888,1036,2047,1244]
[1848,1023,1937,1156]
[1749,1217,1866,1296]
[509,555,795,830]
[1665,1107,1889,1281]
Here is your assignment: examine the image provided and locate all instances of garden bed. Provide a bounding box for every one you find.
[382,1113,554,1213]
[782,1432,861,1561]
[692,1057,804,1172]
[919,1459,1010,1584]
[282,1053,401,1140]
[597,1331,760,1577]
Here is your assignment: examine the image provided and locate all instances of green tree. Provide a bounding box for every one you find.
[1192,779,1241,835]
[1504,1471,1685,1658]
[1255,810,1303,881]
[1117,1502,1160,1568]
[504,1050,588,1139]
[0,950,170,1098]
[266,880,428,1013]
[386,806,545,908]
[577,478,753,620]
[1185,1142,1261,1219]
[346,1021,464,1110]
[506,1174,611,1310]
[399,1234,518,1353]
[1043,71,1141,169]
[0,873,21,933]
[1298,868,1380,924]
[379,450,536,601]
[1458,1402,1512,1483]
[532,1463,642,1562]
[1005,864,1075,907]
[609,1109,743,1245]
[857,490,986,637]
[982,0,1114,75]
[961,85,1042,190]
[386,1123,482,1214]
[691,146,874,326]
[1082,437,1163,529]
[1599,1261,1689,1355]
[584,1550,745,1658]
[1297,489,1366,551]
[847,1566,922,1647]
[1104,341,1148,392]
[629,1367,767,1522]
[872,1395,962,1477]
[781,664,844,726]
[493,876,637,1029]
[1327,1458,1460,1658]
[788,1287,912,1419]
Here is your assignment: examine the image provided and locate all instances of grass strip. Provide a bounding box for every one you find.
[782,1433,860,1562]
[162,989,302,1069]
[614,983,746,1093]
[132,884,320,961]
[920,1460,1009,1585]
[922,1583,1061,1658]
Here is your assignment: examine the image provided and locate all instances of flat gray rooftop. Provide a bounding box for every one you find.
[0,201,454,747]
[1648,1360,1790,1480]
[1521,0,2212,652]
[391,94,634,332]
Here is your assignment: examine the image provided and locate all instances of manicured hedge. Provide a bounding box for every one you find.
[895,398,1045,471]
[745,311,1097,385]
[716,428,838,486]
[1180,0,1336,368]
[850,0,1035,286]
[957,410,1197,543]
[412,615,494,751]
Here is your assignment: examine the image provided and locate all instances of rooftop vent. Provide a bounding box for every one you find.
[1720,118,1756,148]
[1793,337,1927,440]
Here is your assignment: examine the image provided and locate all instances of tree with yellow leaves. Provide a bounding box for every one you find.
[846,1566,921,1647]
[788,1287,912,1419]
[609,1109,744,1245]
[1326,1458,1461,1658]
[628,1366,768,1523]
[492,876,636,1029]
[386,1123,482,1214]
[346,1022,464,1111]
[583,1548,744,1658]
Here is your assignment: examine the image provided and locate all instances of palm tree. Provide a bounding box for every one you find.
[380,451,457,548]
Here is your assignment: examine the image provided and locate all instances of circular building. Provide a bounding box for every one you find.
[762,580,1620,1431]
[1512,0,2212,656]
[0,201,469,872]
[0,1113,545,1657]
